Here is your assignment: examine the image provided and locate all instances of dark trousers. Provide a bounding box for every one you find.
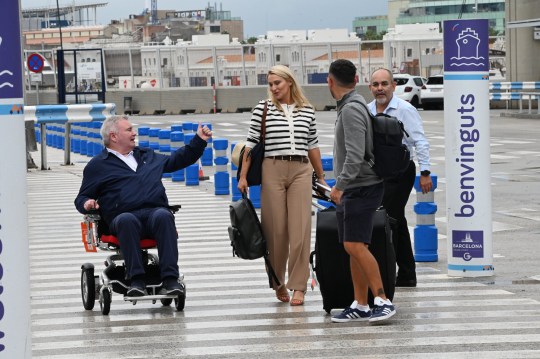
[382,161,416,281]
[110,207,179,280]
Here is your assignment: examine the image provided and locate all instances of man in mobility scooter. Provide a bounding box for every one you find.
[75,115,212,313]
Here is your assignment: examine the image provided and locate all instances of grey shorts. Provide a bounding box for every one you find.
[336,182,384,244]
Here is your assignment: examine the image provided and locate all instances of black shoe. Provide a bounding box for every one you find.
[127,279,146,297]
[163,277,182,296]
[395,278,417,287]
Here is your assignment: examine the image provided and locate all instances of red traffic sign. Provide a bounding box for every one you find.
[27,53,45,73]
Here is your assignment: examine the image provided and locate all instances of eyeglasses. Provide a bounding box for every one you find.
[370,81,391,88]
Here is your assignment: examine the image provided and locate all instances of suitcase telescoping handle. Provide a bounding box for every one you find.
[312,181,335,205]
[315,182,332,193]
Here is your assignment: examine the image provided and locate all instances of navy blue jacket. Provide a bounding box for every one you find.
[75,135,207,224]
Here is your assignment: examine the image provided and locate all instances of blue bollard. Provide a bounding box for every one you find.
[59,125,65,150]
[214,160,230,195]
[79,125,88,156]
[250,185,261,208]
[185,163,199,186]
[184,133,200,185]
[85,124,96,157]
[213,138,229,195]
[230,142,243,202]
[413,174,439,262]
[318,154,335,207]
[321,154,334,181]
[182,122,194,134]
[138,126,150,148]
[94,131,104,155]
[201,147,213,166]
[171,124,183,133]
[159,129,172,178]
[53,125,59,149]
[92,122,103,156]
[148,128,160,151]
[45,125,52,147]
[170,131,185,182]
[71,127,80,153]
[85,127,94,156]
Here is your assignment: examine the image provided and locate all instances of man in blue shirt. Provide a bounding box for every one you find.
[368,68,433,287]
[75,115,212,296]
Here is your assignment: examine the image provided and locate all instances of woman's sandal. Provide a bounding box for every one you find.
[290,290,306,306]
[275,287,290,303]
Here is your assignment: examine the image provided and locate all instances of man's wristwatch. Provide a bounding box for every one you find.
[420,170,431,177]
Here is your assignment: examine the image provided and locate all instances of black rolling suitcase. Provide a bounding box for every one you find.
[310,206,396,313]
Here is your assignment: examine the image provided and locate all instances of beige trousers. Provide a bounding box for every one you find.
[261,158,312,292]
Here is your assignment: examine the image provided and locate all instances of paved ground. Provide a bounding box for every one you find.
[27,108,540,358]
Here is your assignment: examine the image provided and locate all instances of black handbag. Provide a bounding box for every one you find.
[239,101,268,186]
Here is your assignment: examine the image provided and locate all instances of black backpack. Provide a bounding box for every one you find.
[228,195,279,287]
[356,101,410,179]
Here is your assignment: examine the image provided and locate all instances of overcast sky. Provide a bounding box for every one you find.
[21,0,389,38]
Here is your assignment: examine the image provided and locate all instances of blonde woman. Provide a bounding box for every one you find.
[238,65,327,306]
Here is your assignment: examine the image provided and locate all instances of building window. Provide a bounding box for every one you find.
[406,48,413,58]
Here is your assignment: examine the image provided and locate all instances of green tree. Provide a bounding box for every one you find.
[363,30,386,41]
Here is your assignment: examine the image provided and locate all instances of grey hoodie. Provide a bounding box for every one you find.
[333,90,382,191]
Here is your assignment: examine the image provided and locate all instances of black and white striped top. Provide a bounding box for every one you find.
[245,100,319,157]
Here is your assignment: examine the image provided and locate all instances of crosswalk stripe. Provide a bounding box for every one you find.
[27,148,540,358]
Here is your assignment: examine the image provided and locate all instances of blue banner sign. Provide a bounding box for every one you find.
[0,1,23,99]
[443,19,493,277]
[0,0,32,357]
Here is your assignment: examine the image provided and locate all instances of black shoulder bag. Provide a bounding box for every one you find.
[238,101,268,186]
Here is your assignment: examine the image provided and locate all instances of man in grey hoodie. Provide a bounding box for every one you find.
[327,59,396,324]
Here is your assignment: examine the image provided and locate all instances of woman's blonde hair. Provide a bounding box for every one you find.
[267,65,311,111]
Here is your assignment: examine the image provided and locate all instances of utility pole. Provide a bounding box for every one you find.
[55,0,64,49]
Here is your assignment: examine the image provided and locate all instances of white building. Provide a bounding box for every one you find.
[383,23,443,75]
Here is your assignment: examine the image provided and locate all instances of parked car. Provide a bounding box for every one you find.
[420,75,444,110]
[392,74,426,108]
